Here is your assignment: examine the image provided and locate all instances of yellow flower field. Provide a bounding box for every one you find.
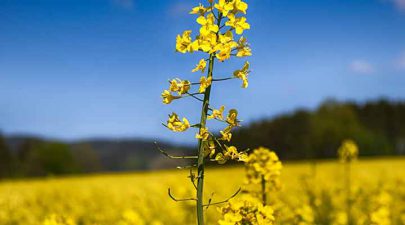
[0,157,404,225]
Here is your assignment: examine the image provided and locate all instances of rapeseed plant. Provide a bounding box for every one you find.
[217,147,282,224]
[337,139,359,225]
[244,147,282,205]
[218,194,275,225]
[159,0,252,224]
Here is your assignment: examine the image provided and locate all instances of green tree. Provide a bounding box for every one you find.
[0,133,13,178]
[71,143,102,173]
[18,140,78,176]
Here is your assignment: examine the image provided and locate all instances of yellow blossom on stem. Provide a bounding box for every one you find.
[190,4,211,16]
[226,109,240,127]
[167,113,190,132]
[338,139,359,163]
[208,105,225,120]
[219,194,275,225]
[192,59,207,73]
[197,32,218,53]
[216,45,233,61]
[214,0,234,17]
[197,13,219,36]
[245,147,282,187]
[215,146,247,164]
[232,0,248,14]
[169,79,191,95]
[203,139,216,158]
[225,14,250,35]
[199,76,212,93]
[236,37,252,57]
[196,127,210,140]
[218,31,235,45]
[176,30,199,53]
[161,90,180,104]
[233,61,250,88]
[220,128,232,142]
[162,1,254,224]
[214,31,238,61]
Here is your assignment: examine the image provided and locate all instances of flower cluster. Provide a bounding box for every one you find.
[369,191,391,225]
[43,214,76,225]
[218,194,275,225]
[215,145,248,164]
[294,205,315,225]
[337,139,359,163]
[161,0,252,165]
[166,113,190,132]
[244,147,283,190]
[179,0,251,59]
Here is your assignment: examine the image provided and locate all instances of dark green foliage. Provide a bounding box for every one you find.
[18,140,78,176]
[71,144,102,173]
[232,99,404,159]
[0,133,13,178]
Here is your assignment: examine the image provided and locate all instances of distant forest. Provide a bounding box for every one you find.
[231,98,405,159]
[1,98,404,178]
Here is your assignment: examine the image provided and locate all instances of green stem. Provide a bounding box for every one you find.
[196,12,223,225]
[196,53,214,225]
[261,175,267,205]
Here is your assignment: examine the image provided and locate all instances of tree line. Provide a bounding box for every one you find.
[1,98,404,179]
[231,98,405,159]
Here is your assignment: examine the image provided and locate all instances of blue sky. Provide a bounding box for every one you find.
[1,0,404,143]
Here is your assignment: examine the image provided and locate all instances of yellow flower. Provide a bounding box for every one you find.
[176,30,199,53]
[214,31,238,61]
[226,109,240,127]
[219,125,233,142]
[214,0,234,17]
[219,195,275,225]
[237,46,251,57]
[167,113,190,132]
[233,0,248,14]
[192,59,207,73]
[197,13,219,36]
[219,30,235,44]
[161,90,180,104]
[216,146,246,164]
[199,76,212,93]
[169,79,191,95]
[233,61,250,88]
[215,153,227,164]
[196,127,209,140]
[295,205,314,225]
[121,209,145,225]
[220,129,232,142]
[43,214,76,225]
[225,146,240,160]
[208,105,225,120]
[225,14,250,35]
[371,208,391,225]
[216,45,233,61]
[236,37,252,57]
[337,139,359,163]
[203,139,216,158]
[197,32,218,53]
[245,147,283,188]
[190,4,210,16]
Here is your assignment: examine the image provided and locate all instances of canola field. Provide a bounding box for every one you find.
[0,157,404,225]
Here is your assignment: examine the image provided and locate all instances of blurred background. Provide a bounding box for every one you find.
[1,0,404,178]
